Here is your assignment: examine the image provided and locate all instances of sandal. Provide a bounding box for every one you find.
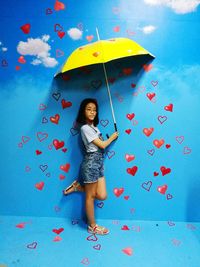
[63,180,80,196]
[88,224,109,235]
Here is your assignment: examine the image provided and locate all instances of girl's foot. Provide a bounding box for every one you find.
[63,180,81,195]
[88,224,109,235]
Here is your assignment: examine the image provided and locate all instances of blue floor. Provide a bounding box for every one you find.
[0,216,200,267]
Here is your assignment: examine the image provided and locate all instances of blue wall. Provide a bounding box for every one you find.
[0,0,200,222]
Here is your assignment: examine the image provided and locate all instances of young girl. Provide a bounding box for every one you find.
[63,98,119,235]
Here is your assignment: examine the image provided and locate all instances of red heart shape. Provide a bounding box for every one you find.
[54,0,65,11]
[121,225,130,230]
[60,163,70,173]
[86,35,94,42]
[36,150,42,155]
[108,77,116,84]
[124,195,130,200]
[113,188,124,197]
[164,103,173,112]
[143,127,154,137]
[35,182,44,191]
[127,166,138,176]
[166,144,171,149]
[123,68,133,76]
[53,139,64,150]
[59,174,65,180]
[160,166,171,176]
[143,64,153,72]
[20,23,31,34]
[57,31,65,39]
[125,154,135,162]
[154,172,159,176]
[153,139,165,148]
[146,93,155,101]
[125,129,131,134]
[126,113,135,120]
[16,223,26,228]
[18,56,26,64]
[61,99,72,109]
[15,65,21,71]
[131,83,136,88]
[157,184,168,194]
[62,148,67,153]
[52,228,64,235]
[50,114,60,124]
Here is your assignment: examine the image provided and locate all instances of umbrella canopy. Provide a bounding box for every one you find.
[56,37,155,74]
[55,32,155,131]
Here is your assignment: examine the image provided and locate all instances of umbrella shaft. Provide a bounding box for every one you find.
[102,63,117,125]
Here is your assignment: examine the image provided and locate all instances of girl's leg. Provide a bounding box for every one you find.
[95,177,107,200]
[85,180,109,235]
[84,182,98,227]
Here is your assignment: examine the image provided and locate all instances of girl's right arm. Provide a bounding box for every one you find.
[92,132,119,149]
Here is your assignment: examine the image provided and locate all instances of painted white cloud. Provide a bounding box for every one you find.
[2,47,8,52]
[67,28,83,40]
[141,25,156,34]
[17,36,58,68]
[144,0,200,14]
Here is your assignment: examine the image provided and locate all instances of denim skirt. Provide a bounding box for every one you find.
[80,151,104,184]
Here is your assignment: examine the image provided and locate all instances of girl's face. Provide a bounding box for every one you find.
[85,102,97,123]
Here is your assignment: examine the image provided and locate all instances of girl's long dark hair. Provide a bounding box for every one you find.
[76,98,99,126]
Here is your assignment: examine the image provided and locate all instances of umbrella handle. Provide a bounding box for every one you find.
[114,123,118,132]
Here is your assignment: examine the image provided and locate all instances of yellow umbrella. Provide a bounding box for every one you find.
[55,28,155,131]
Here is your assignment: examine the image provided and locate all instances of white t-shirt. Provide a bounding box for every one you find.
[81,124,101,152]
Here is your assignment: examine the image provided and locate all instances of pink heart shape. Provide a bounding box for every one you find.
[176,136,184,144]
[183,146,191,154]
[37,132,48,142]
[86,234,98,242]
[81,258,90,265]
[22,136,30,144]
[122,247,133,256]
[53,236,62,242]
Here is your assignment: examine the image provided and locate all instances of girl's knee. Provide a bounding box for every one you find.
[96,193,107,201]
